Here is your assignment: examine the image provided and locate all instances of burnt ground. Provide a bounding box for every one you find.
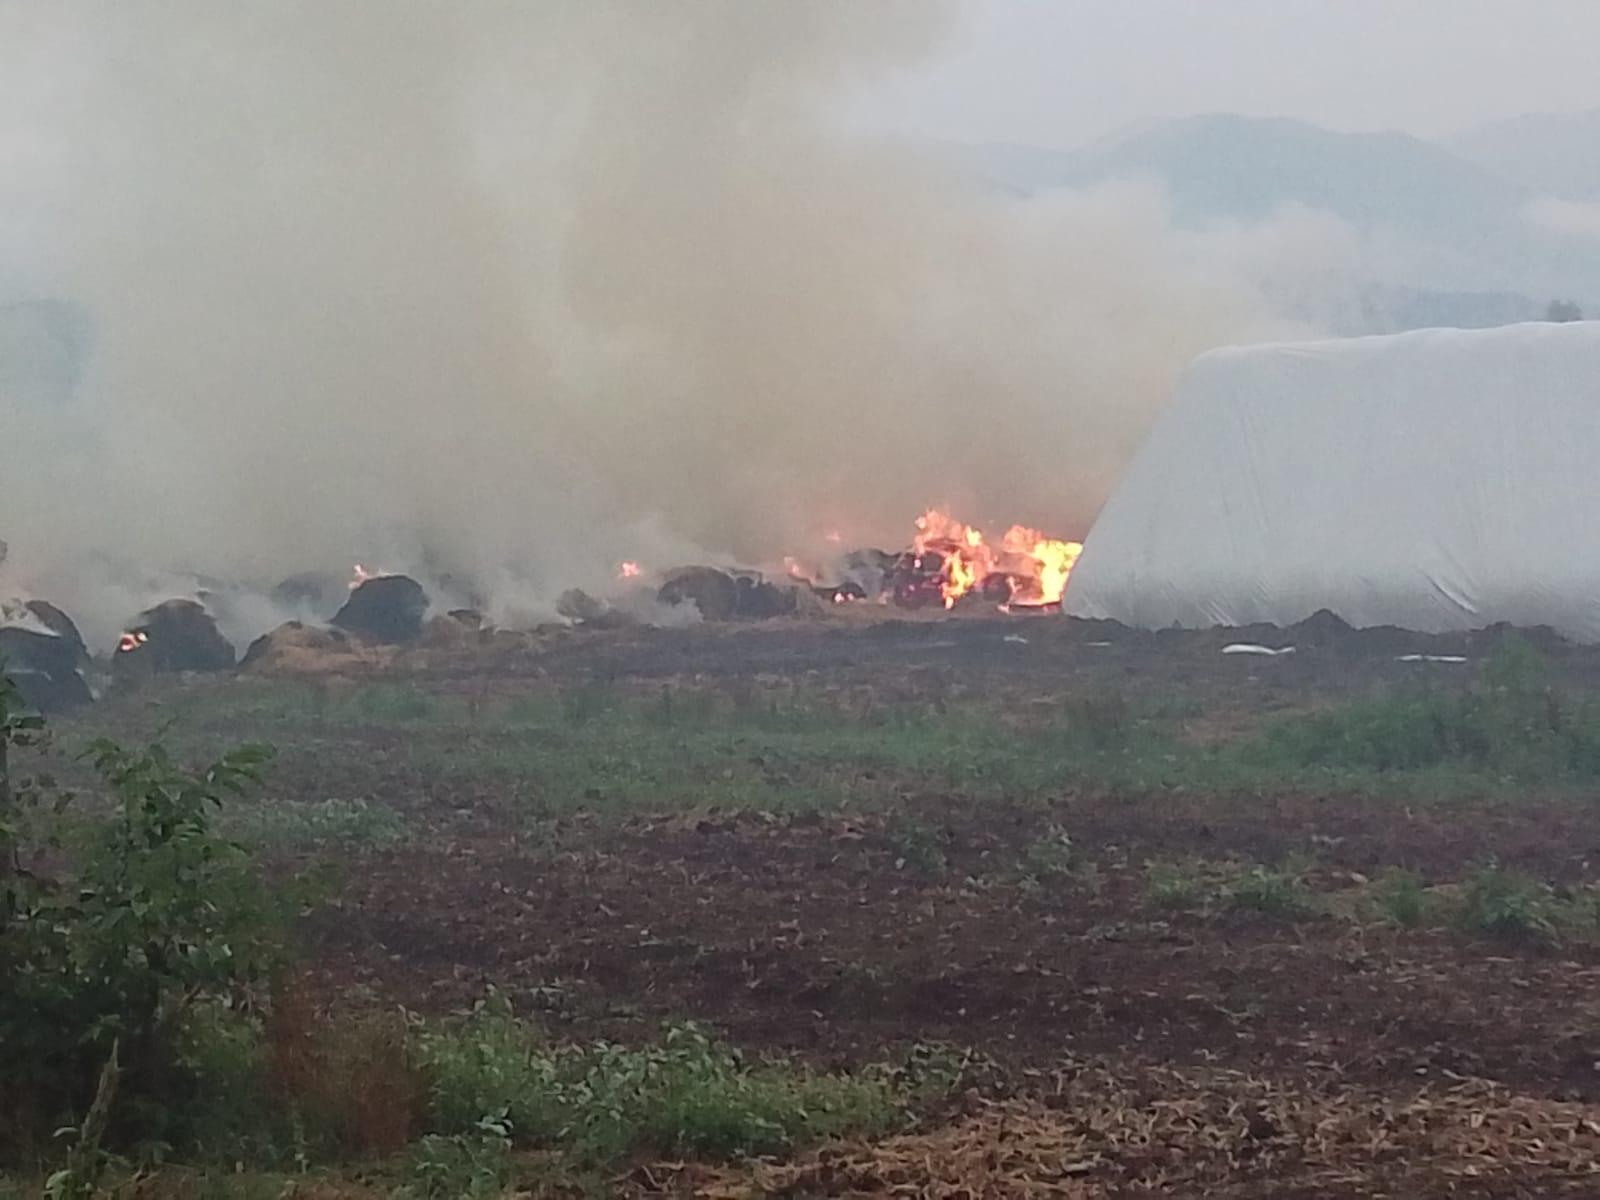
[49,612,1600,1196]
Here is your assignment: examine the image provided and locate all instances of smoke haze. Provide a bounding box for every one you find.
[0,1,1325,647]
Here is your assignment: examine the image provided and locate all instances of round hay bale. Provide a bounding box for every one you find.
[114,598,235,676]
[658,566,738,621]
[241,620,361,672]
[1,598,92,710]
[331,574,429,643]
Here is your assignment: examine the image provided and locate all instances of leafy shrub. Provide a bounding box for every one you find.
[0,668,287,1162]
[397,1114,512,1200]
[1454,866,1560,945]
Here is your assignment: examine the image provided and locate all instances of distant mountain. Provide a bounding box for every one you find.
[1054,114,1531,242]
[1449,110,1600,203]
[950,114,1600,328]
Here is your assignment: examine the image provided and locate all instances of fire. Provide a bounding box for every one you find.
[618,560,643,580]
[999,524,1083,607]
[909,508,1081,609]
[117,630,149,654]
[349,563,378,590]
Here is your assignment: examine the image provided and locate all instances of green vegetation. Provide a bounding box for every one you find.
[0,672,911,1193]
[15,632,1600,1192]
[1223,862,1321,920]
[1143,860,1209,910]
[1140,858,1322,921]
[419,996,901,1169]
[1370,868,1429,928]
[1248,637,1600,783]
[67,639,1600,825]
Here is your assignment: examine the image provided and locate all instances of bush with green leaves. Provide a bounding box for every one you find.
[0,665,286,1161]
[1453,866,1561,945]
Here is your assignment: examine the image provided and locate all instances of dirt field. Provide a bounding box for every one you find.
[45,612,1600,1196]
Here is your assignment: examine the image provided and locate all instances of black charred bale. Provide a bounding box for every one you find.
[658,566,739,621]
[116,599,235,675]
[331,574,429,643]
[657,567,802,621]
[1,600,93,710]
[732,574,798,619]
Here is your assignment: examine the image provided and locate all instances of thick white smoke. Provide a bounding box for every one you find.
[0,1,1333,650]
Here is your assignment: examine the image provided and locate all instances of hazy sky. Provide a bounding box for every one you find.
[864,0,1600,149]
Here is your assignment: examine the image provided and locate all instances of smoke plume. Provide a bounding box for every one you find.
[0,1,1323,648]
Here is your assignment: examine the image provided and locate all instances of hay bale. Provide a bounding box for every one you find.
[420,609,491,647]
[556,588,638,629]
[114,598,236,676]
[331,574,429,643]
[658,566,738,621]
[731,574,800,619]
[1,598,93,710]
[240,621,355,672]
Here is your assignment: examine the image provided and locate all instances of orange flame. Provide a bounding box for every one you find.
[349,563,378,591]
[618,560,643,580]
[911,508,1081,609]
[117,630,149,654]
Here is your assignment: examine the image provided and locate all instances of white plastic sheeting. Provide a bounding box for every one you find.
[1064,322,1600,641]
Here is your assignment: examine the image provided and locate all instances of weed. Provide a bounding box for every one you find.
[1224,863,1320,920]
[417,998,902,1168]
[1454,866,1560,945]
[1020,824,1075,879]
[397,1114,513,1200]
[1144,860,1208,910]
[1371,868,1430,928]
[883,818,948,874]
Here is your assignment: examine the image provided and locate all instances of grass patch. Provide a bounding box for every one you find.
[1370,868,1430,928]
[1140,858,1321,921]
[1143,860,1209,910]
[222,795,410,851]
[417,995,904,1167]
[1222,862,1321,920]
[1244,638,1600,784]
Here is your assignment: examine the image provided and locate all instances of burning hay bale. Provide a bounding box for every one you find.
[656,566,801,622]
[0,598,93,710]
[331,573,429,643]
[114,599,236,677]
